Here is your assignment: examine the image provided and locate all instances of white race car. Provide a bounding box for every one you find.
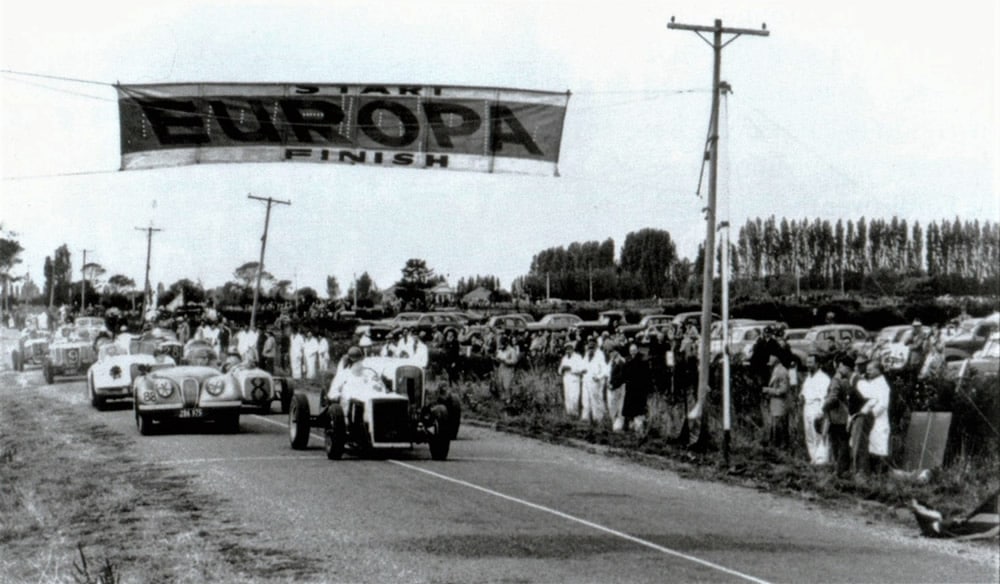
[86,340,174,410]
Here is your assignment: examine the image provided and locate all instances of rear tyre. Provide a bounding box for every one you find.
[325,404,346,460]
[88,373,105,410]
[11,350,22,372]
[43,362,54,385]
[428,404,451,461]
[289,393,311,450]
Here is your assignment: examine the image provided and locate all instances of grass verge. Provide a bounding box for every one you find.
[0,371,321,584]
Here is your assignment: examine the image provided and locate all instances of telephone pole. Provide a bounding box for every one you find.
[135,224,163,319]
[248,194,291,329]
[668,17,769,446]
[80,249,92,313]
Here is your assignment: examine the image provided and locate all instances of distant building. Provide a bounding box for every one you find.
[430,282,456,306]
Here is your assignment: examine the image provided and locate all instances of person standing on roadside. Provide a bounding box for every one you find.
[823,354,856,476]
[856,360,892,474]
[304,329,320,380]
[289,326,305,380]
[558,342,585,417]
[495,335,518,401]
[581,338,609,423]
[261,328,277,373]
[619,343,651,433]
[317,331,330,372]
[762,353,790,448]
[800,353,831,465]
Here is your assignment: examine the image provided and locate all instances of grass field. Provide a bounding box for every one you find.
[0,371,320,584]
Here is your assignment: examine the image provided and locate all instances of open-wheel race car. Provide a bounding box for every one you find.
[10,329,49,371]
[288,356,458,461]
[43,332,98,384]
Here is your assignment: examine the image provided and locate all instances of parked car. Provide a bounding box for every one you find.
[943,313,999,360]
[873,325,914,371]
[948,333,999,378]
[132,363,243,435]
[486,314,531,333]
[43,334,98,384]
[787,324,870,364]
[619,314,674,339]
[355,312,424,340]
[672,311,720,332]
[526,313,582,332]
[9,328,49,371]
[573,310,628,336]
[784,328,809,341]
[709,321,778,364]
[288,356,456,460]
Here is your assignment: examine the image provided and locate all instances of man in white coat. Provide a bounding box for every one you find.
[289,327,305,380]
[317,334,330,372]
[581,338,609,423]
[800,354,831,465]
[558,342,585,417]
[304,330,320,380]
[856,360,892,474]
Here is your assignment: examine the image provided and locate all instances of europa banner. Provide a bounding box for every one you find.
[117,83,570,176]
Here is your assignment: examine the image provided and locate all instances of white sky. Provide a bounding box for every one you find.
[1,0,997,296]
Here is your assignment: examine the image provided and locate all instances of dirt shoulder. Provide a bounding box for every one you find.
[0,371,322,584]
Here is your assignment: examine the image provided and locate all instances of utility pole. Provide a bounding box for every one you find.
[80,249,92,313]
[668,17,769,445]
[353,272,358,309]
[135,224,162,320]
[248,194,291,329]
[719,220,731,464]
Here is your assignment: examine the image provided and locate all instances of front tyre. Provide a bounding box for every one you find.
[428,404,451,461]
[11,350,22,372]
[289,393,311,450]
[135,405,155,436]
[43,362,54,385]
[220,412,240,434]
[325,404,346,460]
[88,373,105,410]
[440,392,462,440]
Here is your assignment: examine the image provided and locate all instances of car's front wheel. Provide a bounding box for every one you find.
[11,350,22,372]
[325,404,346,460]
[289,393,311,450]
[135,406,155,436]
[88,373,105,410]
[43,362,54,385]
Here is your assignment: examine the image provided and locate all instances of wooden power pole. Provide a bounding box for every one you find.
[135,224,162,320]
[248,194,291,329]
[668,17,769,447]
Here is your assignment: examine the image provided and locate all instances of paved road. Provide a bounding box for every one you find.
[19,370,1000,583]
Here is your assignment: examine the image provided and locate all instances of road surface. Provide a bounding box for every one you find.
[9,368,1000,583]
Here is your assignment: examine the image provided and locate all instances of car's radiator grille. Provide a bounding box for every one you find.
[371,400,409,443]
[182,378,199,407]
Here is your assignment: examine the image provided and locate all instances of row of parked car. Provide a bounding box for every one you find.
[10,316,460,462]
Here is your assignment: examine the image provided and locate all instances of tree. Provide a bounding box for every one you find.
[82,262,106,289]
[0,226,24,311]
[395,259,437,309]
[326,275,341,300]
[106,274,136,295]
[43,244,72,307]
[620,228,678,298]
[160,278,206,306]
[271,279,293,300]
[233,261,274,290]
[295,287,318,307]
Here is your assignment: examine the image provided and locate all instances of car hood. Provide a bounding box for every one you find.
[149,365,222,382]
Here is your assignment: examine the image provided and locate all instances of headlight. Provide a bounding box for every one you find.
[205,378,225,396]
[110,365,122,379]
[154,379,174,398]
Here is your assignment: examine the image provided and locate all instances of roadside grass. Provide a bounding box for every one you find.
[447,366,1000,529]
[0,372,321,584]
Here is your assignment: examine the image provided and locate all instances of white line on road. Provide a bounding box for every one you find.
[247,414,772,584]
